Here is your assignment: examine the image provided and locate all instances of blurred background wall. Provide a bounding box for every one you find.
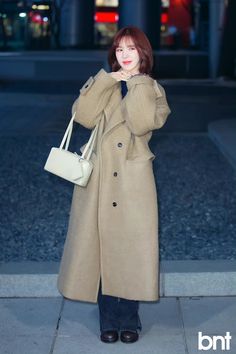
[0,0,235,79]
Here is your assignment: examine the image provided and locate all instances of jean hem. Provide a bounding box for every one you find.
[120,328,142,333]
[100,327,120,332]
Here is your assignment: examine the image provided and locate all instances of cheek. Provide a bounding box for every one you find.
[130,51,139,62]
[134,53,140,62]
[116,53,122,63]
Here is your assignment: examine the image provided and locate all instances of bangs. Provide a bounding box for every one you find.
[114,35,136,49]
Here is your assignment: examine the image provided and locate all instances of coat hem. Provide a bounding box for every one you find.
[57,285,98,304]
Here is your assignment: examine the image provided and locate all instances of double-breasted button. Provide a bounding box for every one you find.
[113,172,118,177]
[112,202,117,207]
[117,142,123,148]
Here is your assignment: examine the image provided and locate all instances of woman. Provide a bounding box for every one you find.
[57,26,171,344]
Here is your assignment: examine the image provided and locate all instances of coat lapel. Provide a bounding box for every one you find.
[103,83,125,137]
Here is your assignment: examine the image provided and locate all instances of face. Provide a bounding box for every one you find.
[115,36,140,74]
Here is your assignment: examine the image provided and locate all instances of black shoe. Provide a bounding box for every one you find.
[100,330,119,343]
[120,330,139,343]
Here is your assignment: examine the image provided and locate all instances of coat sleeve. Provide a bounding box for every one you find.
[124,75,171,136]
[71,68,118,129]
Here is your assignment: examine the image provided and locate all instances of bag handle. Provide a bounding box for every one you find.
[81,124,99,160]
[59,111,99,161]
[59,112,75,151]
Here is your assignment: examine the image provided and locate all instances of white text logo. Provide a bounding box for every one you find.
[198,331,231,351]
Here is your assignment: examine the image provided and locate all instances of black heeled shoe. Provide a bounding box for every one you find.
[100,330,119,343]
[120,330,139,343]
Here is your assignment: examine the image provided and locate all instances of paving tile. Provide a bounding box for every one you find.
[0,335,54,354]
[139,299,184,335]
[54,298,186,353]
[0,298,62,336]
[57,299,99,337]
[180,297,236,334]
[53,333,186,354]
[58,298,183,337]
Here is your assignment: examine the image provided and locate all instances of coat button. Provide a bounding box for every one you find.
[112,202,117,207]
[113,172,118,177]
[117,142,123,148]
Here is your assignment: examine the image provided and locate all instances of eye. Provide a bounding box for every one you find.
[116,48,122,52]
[129,46,136,50]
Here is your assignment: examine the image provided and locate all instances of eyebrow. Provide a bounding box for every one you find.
[116,45,135,48]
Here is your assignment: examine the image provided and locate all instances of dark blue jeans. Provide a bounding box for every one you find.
[97,280,142,332]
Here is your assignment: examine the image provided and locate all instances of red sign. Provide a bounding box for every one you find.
[161,13,168,24]
[95,12,119,23]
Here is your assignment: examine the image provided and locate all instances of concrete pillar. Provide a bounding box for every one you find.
[118,0,162,50]
[209,0,225,78]
[60,0,95,48]
[218,0,236,78]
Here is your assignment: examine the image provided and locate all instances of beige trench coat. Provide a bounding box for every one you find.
[57,68,171,303]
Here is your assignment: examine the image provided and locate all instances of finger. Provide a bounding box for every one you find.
[121,72,130,80]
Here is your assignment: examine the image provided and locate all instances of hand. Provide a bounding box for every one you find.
[110,70,132,82]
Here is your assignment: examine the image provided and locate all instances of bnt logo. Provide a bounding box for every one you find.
[198,331,232,351]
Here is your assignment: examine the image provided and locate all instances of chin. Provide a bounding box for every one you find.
[122,66,135,72]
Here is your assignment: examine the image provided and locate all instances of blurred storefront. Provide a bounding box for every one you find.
[160,0,209,50]
[0,0,211,51]
[94,0,209,50]
[0,0,28,50]
[0,0,52,50]
[27,2,51,49]
[94,0,118,47]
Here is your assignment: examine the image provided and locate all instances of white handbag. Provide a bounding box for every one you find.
[44,112,99,187]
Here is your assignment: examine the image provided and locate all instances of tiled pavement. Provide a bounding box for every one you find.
[1,296,236,354]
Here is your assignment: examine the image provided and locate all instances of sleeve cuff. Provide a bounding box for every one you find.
[127,75,163,98]
[79,68,118,96]
[126,74,154,88]
[94,68,118,85]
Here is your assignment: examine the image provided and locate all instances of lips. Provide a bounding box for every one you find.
[123,61,132,65]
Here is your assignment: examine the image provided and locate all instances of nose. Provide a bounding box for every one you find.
[122,48,129,58]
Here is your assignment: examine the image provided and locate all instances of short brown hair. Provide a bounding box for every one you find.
[108,26,154,76]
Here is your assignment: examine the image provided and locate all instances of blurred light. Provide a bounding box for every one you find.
[37,5,50,10]
[19,12,27,18]
[96,0,118,6]
[161,0,170,7]
[161,13,168,24]
[31,13,42,23]
[94,11,118,23]
[43,16,49,22]
[31,4,49,10]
